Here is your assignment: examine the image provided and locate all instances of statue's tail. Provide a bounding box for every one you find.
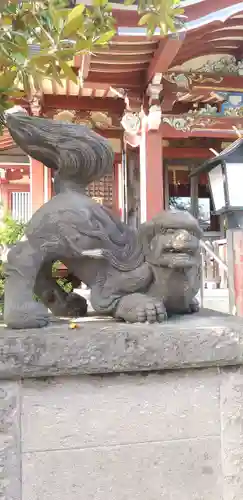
[5,110,114,189]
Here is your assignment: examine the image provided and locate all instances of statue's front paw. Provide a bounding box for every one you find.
[64,293,88,317]
[4,302,49,329]
[115,293,167,324]
[188,297,200,314]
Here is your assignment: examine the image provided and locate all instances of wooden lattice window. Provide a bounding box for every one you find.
[85,175,113,208]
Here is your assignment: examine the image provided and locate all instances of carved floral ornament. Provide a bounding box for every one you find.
[224,106,243,118]
[164,56,243,90]
[166,56,243,88]
[121,106,162,147]
[53,110,114,129]
[195,56,243,76]
[162,115,220,133]
[163,72,224,90]
[121,105,220,139]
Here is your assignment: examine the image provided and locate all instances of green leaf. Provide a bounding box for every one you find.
[59,61,77,83]
[173,7,185,16]
[75,39,91,51]
[124,0,136,4]
[3,2,18,14]
[1,15,12,24]
[164,14,175,33]
[29,56,54,68]
[62,4,85,38]
[56,47,76,59]
[12,52,27,65]
[93,0,108,5]
[49,3,60,30]
[15,35,28,56]
[31,48,54,58]
[160,21,168,35]
[138,13,154,26]
[95,30,114,45]
[0,71,17,88]
[5,89,25,98]
[3,41,22,54]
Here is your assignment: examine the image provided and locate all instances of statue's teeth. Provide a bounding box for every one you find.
[81,249,104,258]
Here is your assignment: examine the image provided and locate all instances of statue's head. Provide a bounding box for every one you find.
[139,210,202,270]
[5,111,114,186]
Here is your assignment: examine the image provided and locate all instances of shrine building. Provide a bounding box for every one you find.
[1,0,243,241]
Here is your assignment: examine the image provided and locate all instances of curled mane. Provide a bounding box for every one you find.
[6,113,114,187]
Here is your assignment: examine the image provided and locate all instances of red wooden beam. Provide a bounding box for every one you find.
[226,18,243,28]
[163,147,213,159]
[93,129,123,139]
[162,92,178,112]
[74,53,91,79]
[162,123,235,139]
[42,95,125,114]
[169,17,243,49]
[203,28,243,42]
[174,42,240,66]
[147,35,185,83]
[184,20,230,39]
[87,71,143,89]
[3,183,29,191]
[179,39,240,56]
[182,0,243,23]
[111,1,243,27]
[0,164,29,171]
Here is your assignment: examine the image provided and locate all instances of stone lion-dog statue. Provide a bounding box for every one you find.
[3,110,202,329]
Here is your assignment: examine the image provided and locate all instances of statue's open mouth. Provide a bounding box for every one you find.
[148,252,198,269]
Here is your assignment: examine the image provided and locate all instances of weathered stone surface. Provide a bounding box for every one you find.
[0,381,21,500]
[220,367,243,500]
[1,310,243,379]
[21,370,220,452]
[22,437,222,500]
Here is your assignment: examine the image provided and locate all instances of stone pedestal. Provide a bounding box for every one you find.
[1,310,243,499]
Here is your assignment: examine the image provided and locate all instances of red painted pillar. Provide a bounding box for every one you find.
[140,127,164,221]
[146,129,164,220]
[30,159,44,214]
[0,182,9,213]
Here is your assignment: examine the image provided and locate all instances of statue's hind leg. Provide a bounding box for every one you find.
[34,262,87,318]
[4,241,50,329]
[3,225,93,328]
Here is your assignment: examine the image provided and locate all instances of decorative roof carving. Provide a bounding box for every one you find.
[188,104,218,117]
[191,56,243,76]
[51,109,116,130]
[223,106,243,118]
[164,72,223,89]
[163,114,220,133]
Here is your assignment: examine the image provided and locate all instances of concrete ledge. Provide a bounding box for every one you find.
[1,309,243,380]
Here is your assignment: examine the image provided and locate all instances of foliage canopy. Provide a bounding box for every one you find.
[0,0,185,124]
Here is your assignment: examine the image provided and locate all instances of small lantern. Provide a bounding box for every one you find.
[191,138,243,228]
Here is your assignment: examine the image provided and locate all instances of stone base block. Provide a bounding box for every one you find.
[1,309,243,499]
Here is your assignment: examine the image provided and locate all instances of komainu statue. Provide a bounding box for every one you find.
[3,111,202,329]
